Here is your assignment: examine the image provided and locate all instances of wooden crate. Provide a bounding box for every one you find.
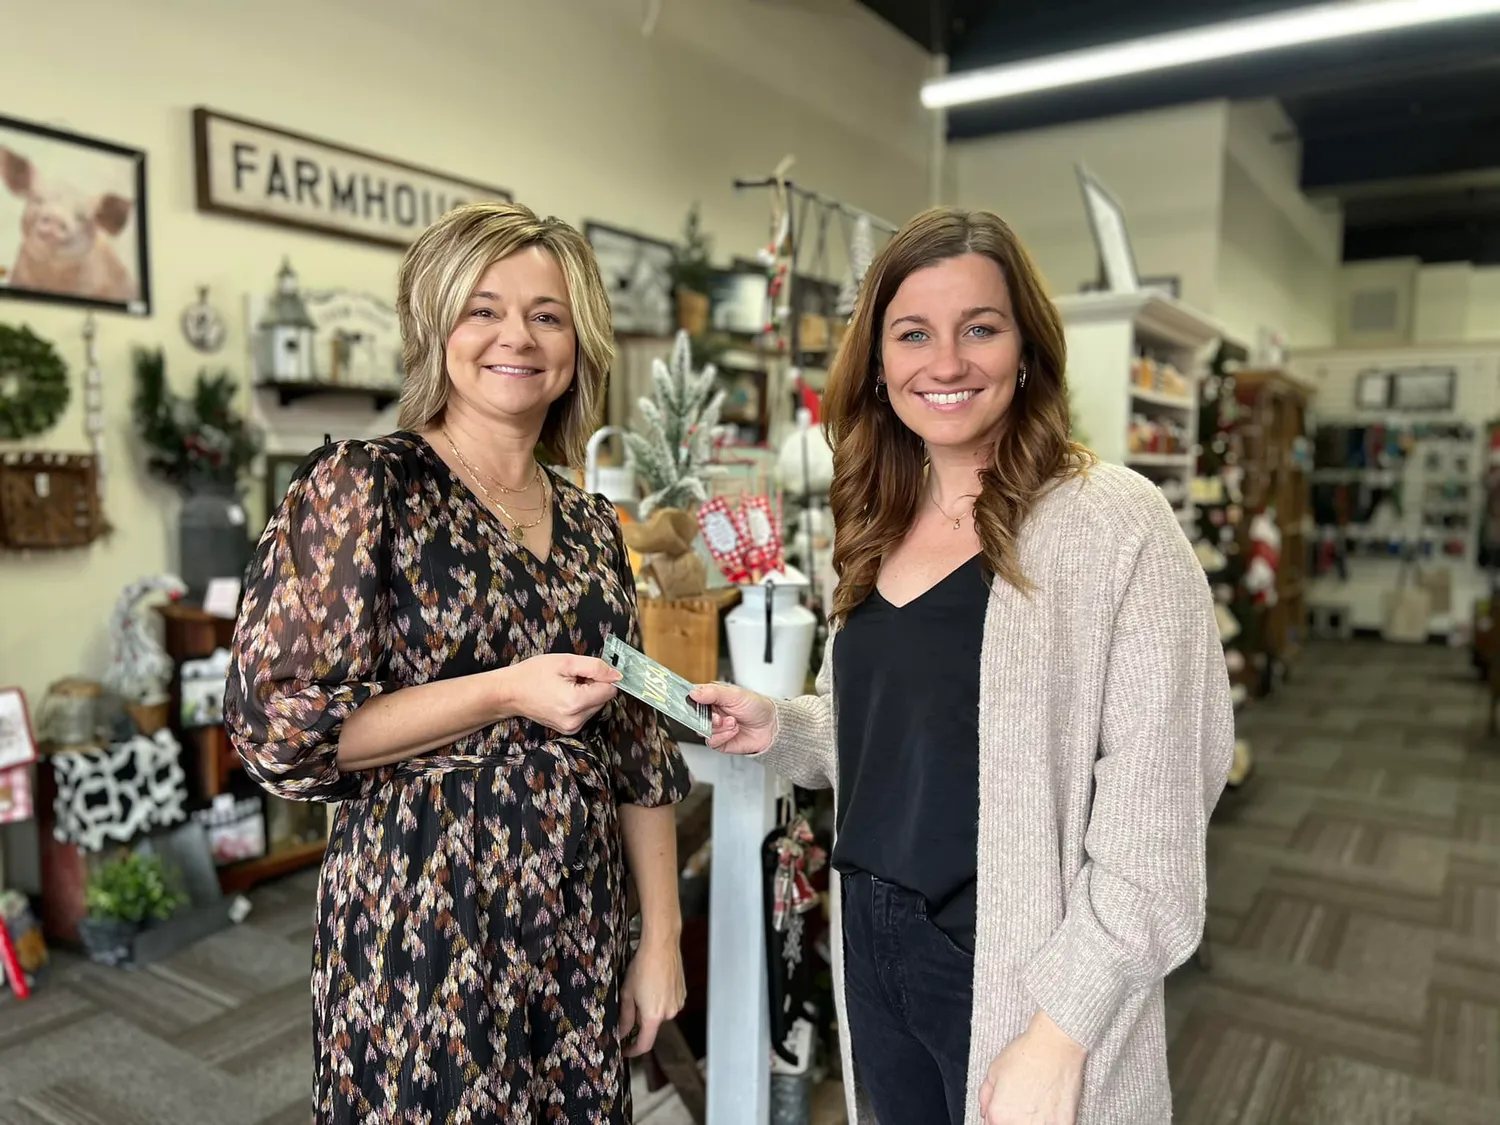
[639,597,722,685]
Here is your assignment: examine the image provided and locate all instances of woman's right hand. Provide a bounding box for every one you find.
[495,653,621,735]
[689,683,777,756]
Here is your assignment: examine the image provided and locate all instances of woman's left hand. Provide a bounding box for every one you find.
[978,1010,1086,1125]
[618,936,686,1058]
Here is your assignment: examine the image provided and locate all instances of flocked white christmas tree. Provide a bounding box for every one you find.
[624,329,725,517]
[837,214,875,319]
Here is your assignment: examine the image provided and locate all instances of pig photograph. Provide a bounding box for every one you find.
[0,116,148,314]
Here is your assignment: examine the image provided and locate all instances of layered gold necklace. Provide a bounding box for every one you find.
[442,429,551,531]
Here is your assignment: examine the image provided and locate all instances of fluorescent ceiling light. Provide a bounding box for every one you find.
[922,0,1500,109]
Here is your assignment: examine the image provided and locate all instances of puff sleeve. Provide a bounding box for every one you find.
[224,440,396,803]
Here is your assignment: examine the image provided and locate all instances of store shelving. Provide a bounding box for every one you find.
[1057,289,1223,524]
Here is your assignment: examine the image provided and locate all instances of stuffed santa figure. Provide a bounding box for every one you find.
[1243,509,1281,607]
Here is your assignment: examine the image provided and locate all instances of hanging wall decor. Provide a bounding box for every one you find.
[585,222,676,337]
[0,450,105,549]
[193,108,510,250]
[246,266,403,408]
[48,729,187,852]
[0,113,150,315]
[180,285,228,353]
[0,321,69,440]
[80,313,107,498]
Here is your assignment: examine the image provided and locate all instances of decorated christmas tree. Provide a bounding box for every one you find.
[624,330,724,517]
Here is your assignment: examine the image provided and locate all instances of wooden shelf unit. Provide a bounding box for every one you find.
[156,603,328,892]
[1232,369,1314,672]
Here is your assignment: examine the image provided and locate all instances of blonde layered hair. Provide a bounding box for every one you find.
[824,207,1094,620]
[395,202,616,466]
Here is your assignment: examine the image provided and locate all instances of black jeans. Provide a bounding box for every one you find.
[841,870,976,1125]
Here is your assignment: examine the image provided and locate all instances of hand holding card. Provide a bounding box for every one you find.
[500,653,620,736]
[688,680,778,757]
[603,635,713,739]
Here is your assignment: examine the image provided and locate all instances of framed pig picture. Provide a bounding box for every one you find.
[0,114,151,316]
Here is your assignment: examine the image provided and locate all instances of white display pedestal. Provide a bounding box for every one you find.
[679,742,779,1125]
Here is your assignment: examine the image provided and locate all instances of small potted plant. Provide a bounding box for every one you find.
[79,850,187,967]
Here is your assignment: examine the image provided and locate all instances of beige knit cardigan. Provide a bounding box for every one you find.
[762,462,1235,1125]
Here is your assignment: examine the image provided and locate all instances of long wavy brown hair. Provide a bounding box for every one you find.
[824,206,1093,621]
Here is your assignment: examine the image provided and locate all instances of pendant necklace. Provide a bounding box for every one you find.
[930,489,971,531]
[443,431,550,531]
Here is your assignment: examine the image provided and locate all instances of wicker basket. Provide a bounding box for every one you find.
[0,451,105,549]
[638,597,720,685]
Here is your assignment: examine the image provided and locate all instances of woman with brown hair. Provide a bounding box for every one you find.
[226,201,691,1123]
[693,207,1233,1125]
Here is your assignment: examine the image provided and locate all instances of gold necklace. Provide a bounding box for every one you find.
[444,433,551,531]
[440,429,541,495]
[930,488,973,531]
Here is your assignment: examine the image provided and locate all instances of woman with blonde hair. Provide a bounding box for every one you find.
[226,201,691,1123]
[694,207,1233,1125]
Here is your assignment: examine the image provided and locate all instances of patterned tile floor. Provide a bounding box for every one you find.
[3,639,1499,1123]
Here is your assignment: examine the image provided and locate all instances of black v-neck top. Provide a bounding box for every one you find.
[831,554,988,952]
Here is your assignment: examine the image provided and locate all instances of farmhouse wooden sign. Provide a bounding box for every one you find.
[192,109,510,250]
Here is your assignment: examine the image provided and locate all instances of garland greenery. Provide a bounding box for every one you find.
[0,323,70,440]
[131,347,262,491]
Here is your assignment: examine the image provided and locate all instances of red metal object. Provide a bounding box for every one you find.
[0,916,29,1000]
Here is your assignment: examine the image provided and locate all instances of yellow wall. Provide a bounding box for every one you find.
[0,0,932,712]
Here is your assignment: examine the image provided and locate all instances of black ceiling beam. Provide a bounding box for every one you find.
[1303,118,1500,190]
[1343,185,1500,227]
[951,0,1318,70]
[1284,66,1500,138]
[1344,215,1500,265]
[856,0,957,53]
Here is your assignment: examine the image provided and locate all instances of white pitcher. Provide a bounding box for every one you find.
[725,567,818,700]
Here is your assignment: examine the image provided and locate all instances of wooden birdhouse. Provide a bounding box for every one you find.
[255,259,317,382]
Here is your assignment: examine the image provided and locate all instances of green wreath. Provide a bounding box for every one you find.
[0,323,70,440]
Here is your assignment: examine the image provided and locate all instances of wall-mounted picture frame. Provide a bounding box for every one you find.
[1076,163,1139,295]
[0,114,150,315]
[1392,366,1457,412]
[585,221,675,338]
[1355,366,1458,413]
[1355,369,1391,410]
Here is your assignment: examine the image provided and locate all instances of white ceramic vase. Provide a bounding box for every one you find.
[725,567,818,700]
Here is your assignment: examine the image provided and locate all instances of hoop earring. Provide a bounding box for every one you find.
[1018,362,1029,389]
[874,376,888,402]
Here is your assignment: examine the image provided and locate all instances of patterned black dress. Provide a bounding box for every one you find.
[224,432,692,1125]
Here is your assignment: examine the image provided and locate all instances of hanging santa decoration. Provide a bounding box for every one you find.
[1243,509,1282,607]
